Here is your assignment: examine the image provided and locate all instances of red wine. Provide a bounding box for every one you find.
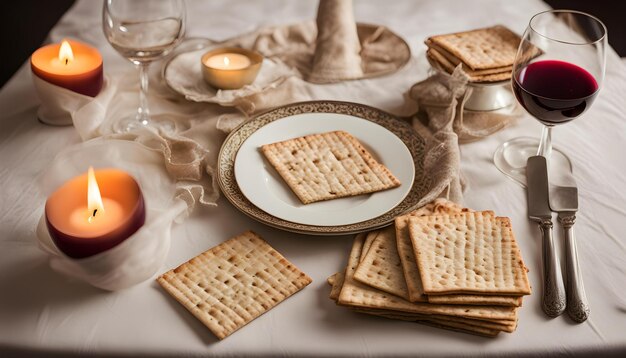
[513,60,599,126]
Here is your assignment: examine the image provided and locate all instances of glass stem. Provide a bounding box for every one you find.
[136,63,150,126]
[537,125,553,159]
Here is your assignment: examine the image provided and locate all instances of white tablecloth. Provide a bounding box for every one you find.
[1,0,626,356]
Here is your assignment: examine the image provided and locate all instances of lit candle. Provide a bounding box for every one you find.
[45,167,145,259]
[31,39,103,97]
[201,47,263,90]
[204,53,252,70]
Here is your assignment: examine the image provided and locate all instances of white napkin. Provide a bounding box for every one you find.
[32,74,108,126]
[65,68,239,216]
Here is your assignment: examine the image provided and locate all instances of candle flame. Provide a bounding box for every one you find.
[223,56,230,67]
[87,166,104,222]
[59,40,74,65]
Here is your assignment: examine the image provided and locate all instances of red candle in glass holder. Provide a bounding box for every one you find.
[31,39,103,97]
[45,167,145,259]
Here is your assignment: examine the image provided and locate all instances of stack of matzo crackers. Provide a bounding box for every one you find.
[158,231,311,340]
[425,25,522,83]
[328,199,531,337]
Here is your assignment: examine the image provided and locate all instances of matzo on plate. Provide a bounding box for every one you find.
[260,130,401,204]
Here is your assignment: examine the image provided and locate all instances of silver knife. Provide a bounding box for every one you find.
[527,156,566,317]
[550,178,590,323]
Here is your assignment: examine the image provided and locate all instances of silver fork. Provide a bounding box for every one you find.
[550,183,590,323]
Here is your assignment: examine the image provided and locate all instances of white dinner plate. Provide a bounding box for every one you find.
[218,101,428,235]
[233,113,415,226]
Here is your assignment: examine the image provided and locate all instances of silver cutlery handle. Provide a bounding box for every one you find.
[560,215,590,323]
[539,219,566,317]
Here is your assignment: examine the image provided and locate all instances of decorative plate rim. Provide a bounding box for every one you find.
[234,112,416,226]
[217,100,430,235]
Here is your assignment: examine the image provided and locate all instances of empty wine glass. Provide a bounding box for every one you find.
[103,0,186,132]
[493,10,607,183]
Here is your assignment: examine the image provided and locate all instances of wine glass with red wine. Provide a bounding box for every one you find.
[493,10,607,181]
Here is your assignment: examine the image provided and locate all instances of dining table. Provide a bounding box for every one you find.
[1,0,625,356]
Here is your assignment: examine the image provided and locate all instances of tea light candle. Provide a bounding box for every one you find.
[204,53,251,70]
[31,39,103,97]
[201,47,263,90]
[45,167,145,259]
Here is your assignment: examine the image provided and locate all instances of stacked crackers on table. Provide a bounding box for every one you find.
[157,231,311,340]
[425,25,523,83]
[328,199,531,337]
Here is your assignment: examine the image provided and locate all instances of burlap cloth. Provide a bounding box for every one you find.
[65,0,518,218]
[409,66,521,204]
[309,0,363,82]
